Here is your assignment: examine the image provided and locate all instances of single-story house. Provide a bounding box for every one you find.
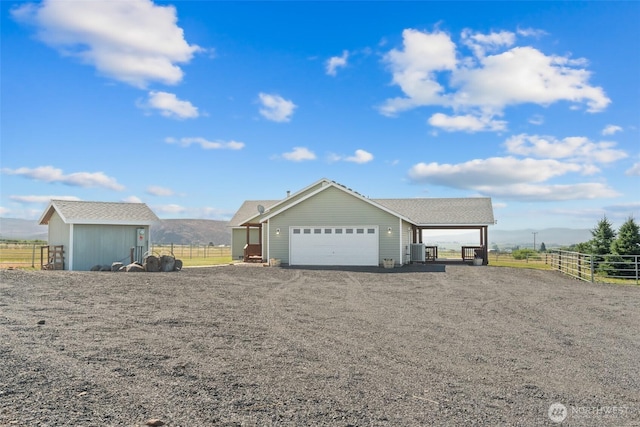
[38,200,159,271]
[229,178,495,267]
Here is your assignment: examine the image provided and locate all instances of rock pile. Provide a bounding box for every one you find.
[90,255,182,272]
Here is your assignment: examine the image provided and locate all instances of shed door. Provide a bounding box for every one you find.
[289,226,379,266]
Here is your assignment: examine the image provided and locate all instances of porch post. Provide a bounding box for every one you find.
[483,226,489,265]
[246,225,250,244]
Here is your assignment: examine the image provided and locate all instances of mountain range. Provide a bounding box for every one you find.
[1,217,592,248]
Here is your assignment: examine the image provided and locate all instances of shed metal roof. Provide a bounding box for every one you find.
[39,200,159,225]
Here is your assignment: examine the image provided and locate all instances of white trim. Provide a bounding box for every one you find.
[68,223,74,271]
[398,217,403,265]
[260,181,415,225]
[236,178,332,226]
[266,221,270,261]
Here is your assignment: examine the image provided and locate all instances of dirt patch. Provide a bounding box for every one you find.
[1,265,639,426]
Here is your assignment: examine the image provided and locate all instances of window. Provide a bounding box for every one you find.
[325,229,332,234]
[314,228,322,234]
[303,228,311,234]
[346,228,354,234]
[335,228,343,234]
[367,228,375,234]
[293,229,301,234]
[356,228,364,234]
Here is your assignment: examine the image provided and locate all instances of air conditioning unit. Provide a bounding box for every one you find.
[410,243,426,262]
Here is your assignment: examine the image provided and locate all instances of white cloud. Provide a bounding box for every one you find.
[461,29,515,58]
[475,183,620,201]
[528,114,544,125]
[1,166,124,190]
[12,0,200,88]
[9,195,81,204]
[602,124,623,135]
[380,28,611,128]
[516,27,548,38]
[345,149,374,164]
[450,47,610,113]
[428,112,507,132]
[328,149,374,164]
[122,195,143,203]
[144,91,199,119]
[146,186,174,196]
[0,206,9,216]
[258,93,297,122]
[626,162,640,176]
[152,203,186,215]
[505,134,628,164]
[282,147,316,162]
[165,136,244,150]
[326,50,349,76]
[408,157,582,187]
[407,156,621,201]
[380,29,457,116]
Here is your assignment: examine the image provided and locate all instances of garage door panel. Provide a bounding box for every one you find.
[290,226,378,266]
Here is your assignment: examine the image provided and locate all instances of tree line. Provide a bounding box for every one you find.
[572,217,640,277]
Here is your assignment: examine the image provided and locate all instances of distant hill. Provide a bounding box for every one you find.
[426,228,591,249]
[0,218,231,245]
[151,219,230,245]
[0,218,48,241]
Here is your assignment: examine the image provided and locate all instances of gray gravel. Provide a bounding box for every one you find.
[1,264,639,426]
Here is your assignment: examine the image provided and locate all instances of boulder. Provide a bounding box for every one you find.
[100,265,111,272]
[143,255,160,272]
[90,265,102,271]
[111,262,124,272]
[174,259,183,271]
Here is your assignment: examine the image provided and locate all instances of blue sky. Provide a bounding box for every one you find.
[1,0,638,231]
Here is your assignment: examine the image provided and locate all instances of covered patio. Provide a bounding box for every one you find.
[410,225,490,265]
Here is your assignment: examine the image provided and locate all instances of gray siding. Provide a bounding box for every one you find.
[231,227,261,260]
[72,224,145,270]
[47,212,70,270]
[267,186,400,264]
[401,220,413,265]
[48,211,70,248]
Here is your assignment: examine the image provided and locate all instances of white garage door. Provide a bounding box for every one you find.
[289,226,379,266]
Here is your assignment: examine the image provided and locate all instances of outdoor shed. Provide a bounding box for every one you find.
[38,200,159,271]
[230,178,495,267]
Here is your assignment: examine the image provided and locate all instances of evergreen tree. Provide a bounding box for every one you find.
[589,216,616,255]
[607,217,640,277]
[611,217,640,255]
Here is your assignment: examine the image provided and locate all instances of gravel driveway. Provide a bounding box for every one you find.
[1,264,639,426]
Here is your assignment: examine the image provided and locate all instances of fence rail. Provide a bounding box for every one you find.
[150,243,230,260]
[547,250,639,285]
[0,242,231,268]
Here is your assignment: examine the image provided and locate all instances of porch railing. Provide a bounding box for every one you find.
[243,244,262,262]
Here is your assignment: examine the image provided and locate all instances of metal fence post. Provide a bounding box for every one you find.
[590,255,595,283]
